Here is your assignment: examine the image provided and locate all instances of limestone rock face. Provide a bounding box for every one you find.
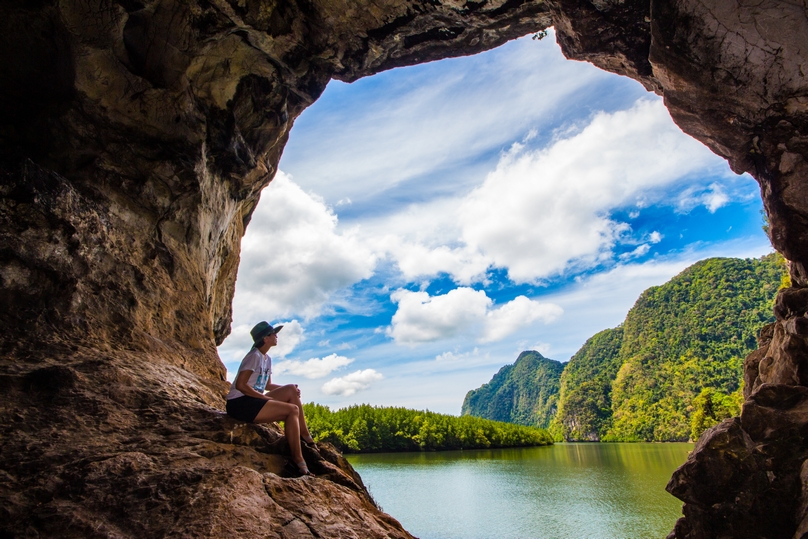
[1,0,808,537]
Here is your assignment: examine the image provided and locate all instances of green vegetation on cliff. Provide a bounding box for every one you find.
[604,255,782,441]
[551,327,624,441]
[303,403,554,453]
[460,351,564,428]
[465,254,785,442]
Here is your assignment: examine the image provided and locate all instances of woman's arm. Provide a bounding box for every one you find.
[234,370,269,400]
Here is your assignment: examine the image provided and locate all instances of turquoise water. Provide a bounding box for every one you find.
[346,443,692,539]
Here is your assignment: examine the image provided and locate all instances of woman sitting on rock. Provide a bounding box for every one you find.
[225,321,316,476]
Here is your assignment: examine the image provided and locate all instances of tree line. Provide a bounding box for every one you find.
[303,403,554,452]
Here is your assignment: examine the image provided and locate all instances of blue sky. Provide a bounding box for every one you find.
[218,32,771,415]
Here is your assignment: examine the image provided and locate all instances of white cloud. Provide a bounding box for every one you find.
[354,198,493,284]
[678,182,730,213]
[273,320,304,358]
[321,369,384,396]
[482,295,563,343]
[233,172,376,320]
[384,239,491,285]
[435,348,480,362]
[274,353,353,379]
[387,287,561,346]
[284,33,610,207]
[387,288,490,344]
[351,98,736,287]
[619,244,651,261]
[458,99,720,282]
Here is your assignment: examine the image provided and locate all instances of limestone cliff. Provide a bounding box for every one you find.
[1,0,807,538]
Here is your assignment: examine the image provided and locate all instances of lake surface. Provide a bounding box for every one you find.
[346,443,692,539]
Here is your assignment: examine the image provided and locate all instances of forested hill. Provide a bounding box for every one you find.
[461,351,564,428]
[462,254,786,442]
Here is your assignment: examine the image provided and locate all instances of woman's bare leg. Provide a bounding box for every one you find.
[266,384,314,442]
[253,400,305,467]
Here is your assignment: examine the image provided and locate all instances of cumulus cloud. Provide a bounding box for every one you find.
[233,171,376,320]
[481,295,563,343]
[274,353,353,379]
[678,182,730,213]
[384,239,491,285]
[322,369,384,396]
[387,288,490,344]
[458,99,720,282]
[387,287,562,346]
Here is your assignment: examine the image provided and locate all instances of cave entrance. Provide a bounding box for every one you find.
[217,29,773,539]
[219,31,769,413]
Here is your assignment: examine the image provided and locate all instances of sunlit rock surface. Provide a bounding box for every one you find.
[1,0,807,537]
[1,352,411,538]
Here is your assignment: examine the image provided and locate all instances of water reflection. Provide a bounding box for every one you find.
[347,443,692,539]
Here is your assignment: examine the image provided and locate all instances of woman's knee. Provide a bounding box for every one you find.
[273,384,302,402]
[278,401,298,419]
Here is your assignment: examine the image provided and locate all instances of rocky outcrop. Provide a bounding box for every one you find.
[0,351,412,538]
[1,0,807,537]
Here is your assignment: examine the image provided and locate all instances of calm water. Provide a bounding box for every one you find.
[346,443,692,539]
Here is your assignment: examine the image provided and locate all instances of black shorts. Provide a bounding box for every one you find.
[226,395,267,423]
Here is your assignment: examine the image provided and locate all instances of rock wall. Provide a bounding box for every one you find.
[1,0,807,537]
